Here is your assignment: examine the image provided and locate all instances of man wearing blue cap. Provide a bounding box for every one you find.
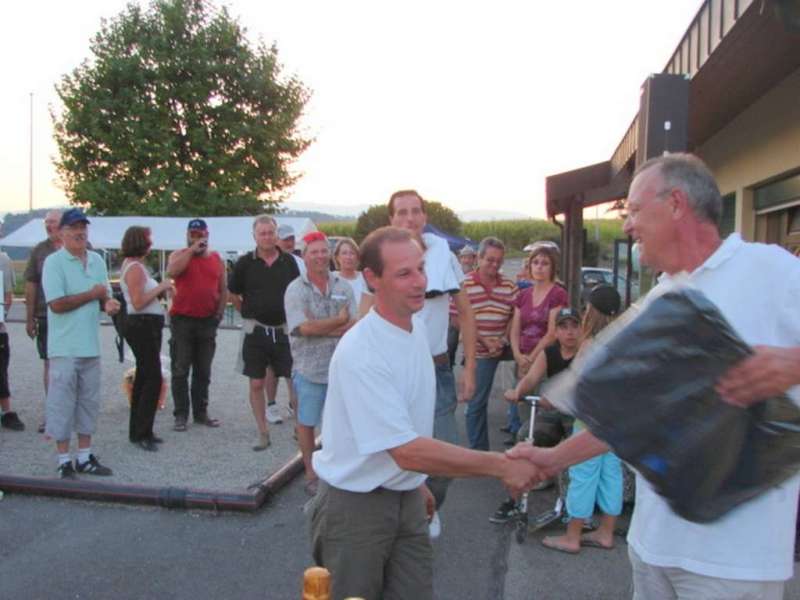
[42,208,120,478]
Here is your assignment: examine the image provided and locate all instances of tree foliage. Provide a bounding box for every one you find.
[354,200,462,242]
[52,0,311,216]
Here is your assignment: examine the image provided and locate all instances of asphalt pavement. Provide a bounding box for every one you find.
[3,289,800,598]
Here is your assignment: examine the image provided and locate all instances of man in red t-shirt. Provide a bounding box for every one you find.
[167,219,227,431]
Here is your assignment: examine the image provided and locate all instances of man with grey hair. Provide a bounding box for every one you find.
[24,209,62,432]
[510,153,800,599]
[229,215,300,450]
[462,236,518,449]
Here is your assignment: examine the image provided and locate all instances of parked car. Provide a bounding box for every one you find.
[581,267,640,305]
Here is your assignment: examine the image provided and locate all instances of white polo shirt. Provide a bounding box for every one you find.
[312,309,435,492]
[627,234,800,581]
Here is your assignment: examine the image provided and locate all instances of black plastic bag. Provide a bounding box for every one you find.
[570,287,800,523]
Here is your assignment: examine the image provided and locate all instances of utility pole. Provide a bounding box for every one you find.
[29,92,34,212]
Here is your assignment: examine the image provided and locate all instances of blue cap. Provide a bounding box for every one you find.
[187,218,208,231]
[59,208,90,228]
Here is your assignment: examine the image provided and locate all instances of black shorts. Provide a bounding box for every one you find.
[36,317,48,360]
[241,327,293,379]
[0,332,10,399]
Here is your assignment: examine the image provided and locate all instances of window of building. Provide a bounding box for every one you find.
[719,193,736,237]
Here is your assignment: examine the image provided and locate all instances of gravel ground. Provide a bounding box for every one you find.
[0,317,300,492]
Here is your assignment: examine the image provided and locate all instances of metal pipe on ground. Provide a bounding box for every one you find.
[0,448,307,512]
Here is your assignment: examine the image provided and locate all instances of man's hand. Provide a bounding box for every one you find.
[457,365,475,403]
[91,284,109,301]
[503,388,519,403]
[420,483,436,521]
[191,239,207,255]
[26,318,37,339]
[104,298,121,316]
[499,455,540,499]
[506,444,561,482]
[716,346,800,408]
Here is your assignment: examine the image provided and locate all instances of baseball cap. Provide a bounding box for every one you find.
[187,218,208,232]
[555,307,580,325]
[459,245,477,257]
[588,284,621,317]
[59,208,90,228]
[302,231,328,245]
[277,224,295,240]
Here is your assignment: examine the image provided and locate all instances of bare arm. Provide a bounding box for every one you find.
[166,247,195,279]
[508,429,609,479]
[124,263,170,312]
[3,291,10,313]
[389,436,539,497]
[48,284,107,314]
[505,351,547,403]
[24,282,37,336]
[454,290,477,401]
[215,257,227,319]
[296,306,350,337]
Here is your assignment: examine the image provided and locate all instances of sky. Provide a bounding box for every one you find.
[0,0,703,219]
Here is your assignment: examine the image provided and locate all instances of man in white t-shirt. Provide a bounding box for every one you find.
[310,226,539,600]
[510,153,800,599]
[361,190,477,516]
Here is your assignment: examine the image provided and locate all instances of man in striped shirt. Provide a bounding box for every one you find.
[463,237,518,450]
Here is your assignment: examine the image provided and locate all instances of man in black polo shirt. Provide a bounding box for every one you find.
[229,215,300,451]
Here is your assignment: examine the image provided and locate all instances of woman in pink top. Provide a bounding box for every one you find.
[504,243,568,436]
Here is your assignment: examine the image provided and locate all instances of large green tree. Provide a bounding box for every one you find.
[52,0,311,216]
[354,200,463,242]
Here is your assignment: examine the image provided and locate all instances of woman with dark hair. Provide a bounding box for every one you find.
[120,226,173,451]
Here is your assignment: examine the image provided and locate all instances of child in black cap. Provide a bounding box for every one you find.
[541,284,623,554]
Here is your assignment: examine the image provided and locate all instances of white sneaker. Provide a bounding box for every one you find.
[428,511,441,539]
[266,404,283,424]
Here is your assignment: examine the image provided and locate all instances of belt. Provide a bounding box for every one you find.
[432,352,449,366]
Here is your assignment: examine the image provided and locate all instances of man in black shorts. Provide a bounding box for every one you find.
[23,209,62,432]
[229,215,300,450]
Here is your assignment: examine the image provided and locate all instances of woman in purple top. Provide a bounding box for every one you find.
[510,243,568,371]
[503,243,568,437]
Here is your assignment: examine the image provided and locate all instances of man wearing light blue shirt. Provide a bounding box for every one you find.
[42,208,120,479]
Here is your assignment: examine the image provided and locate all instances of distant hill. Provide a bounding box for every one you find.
[458,209,534,222]
[280,209,353,222]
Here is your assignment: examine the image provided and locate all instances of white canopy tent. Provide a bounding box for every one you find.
[0,215,317,253]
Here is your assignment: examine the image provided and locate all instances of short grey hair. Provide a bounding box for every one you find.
[635,153,722,226]
[478,236,505,258]
[252,214,277,231]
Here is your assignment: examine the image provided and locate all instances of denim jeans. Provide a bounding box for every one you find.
[169,315,218,420]
[427,361,459,508]
[464,357,500,450]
